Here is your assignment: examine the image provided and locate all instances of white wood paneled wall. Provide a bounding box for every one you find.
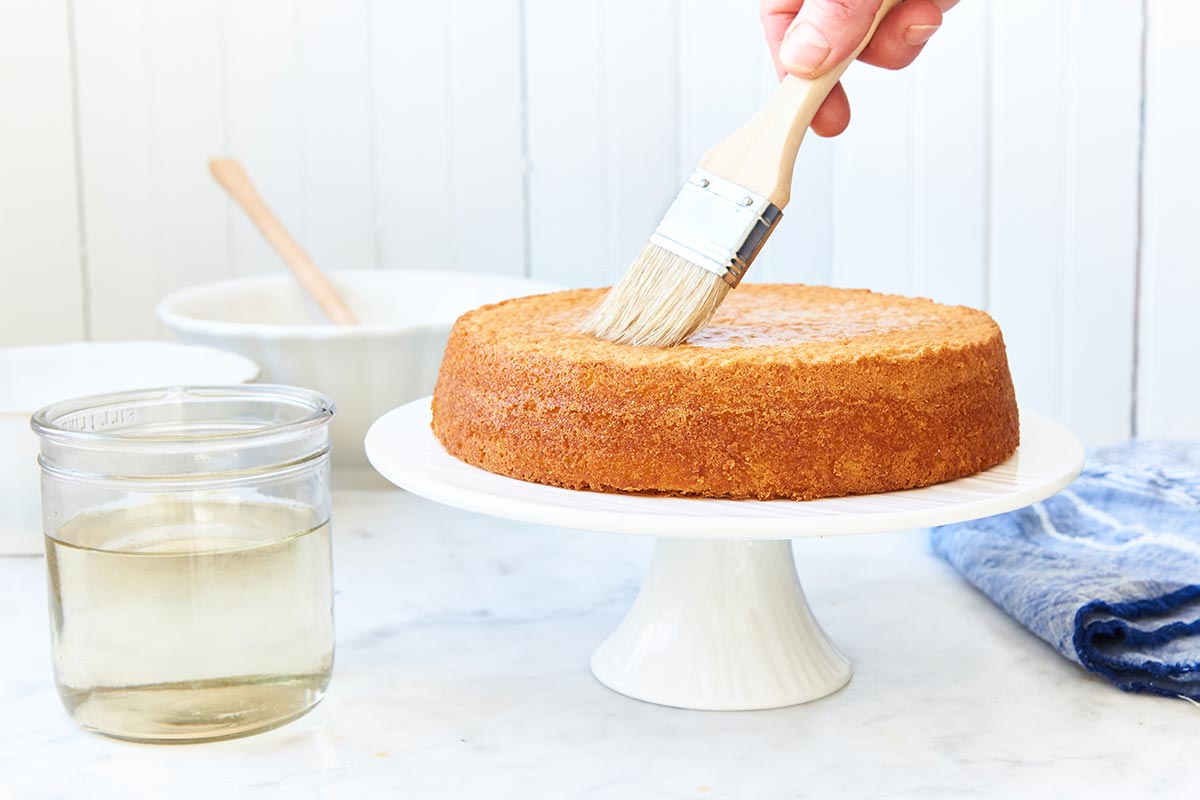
[3,0,1197,444]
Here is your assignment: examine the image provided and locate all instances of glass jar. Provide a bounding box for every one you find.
[31,385,335,743]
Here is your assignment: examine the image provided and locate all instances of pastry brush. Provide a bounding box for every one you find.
[581,0,900,347]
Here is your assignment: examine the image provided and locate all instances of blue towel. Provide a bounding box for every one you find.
[931,440,1200,700]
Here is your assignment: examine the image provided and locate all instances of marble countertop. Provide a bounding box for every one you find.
[1,490,1195,799]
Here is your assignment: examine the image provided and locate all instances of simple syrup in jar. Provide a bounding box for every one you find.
[33,386,335,743]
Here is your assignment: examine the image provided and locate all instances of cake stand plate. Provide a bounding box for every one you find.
[365,399,1083,711]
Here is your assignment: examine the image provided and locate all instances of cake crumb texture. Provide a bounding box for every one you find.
[431,284,1020,501]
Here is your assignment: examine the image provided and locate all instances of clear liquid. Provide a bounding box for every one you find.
[45,500,334,742]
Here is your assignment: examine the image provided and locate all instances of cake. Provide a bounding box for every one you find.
[431,284,1019,501]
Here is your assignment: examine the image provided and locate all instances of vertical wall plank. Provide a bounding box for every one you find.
[600,0,679,284]
[527,0,681,287]
[298,0,376,271]
[75,0,228,340]
[73,1,154,336]
[0,0,84,344]
[447,0,526,276]
[142,1,229,316]
[825,2,993,304]
[223,0,304,276]
[990,0,1140,445]
[370,1,453,272]
[988,0,1066,421]
[910,1,989,309]
[826,6,989,301]
[1138,0,1200,438]
[373,0,525,276]
[224,0,376,276]
[830,65,914,295]
[524,0,605,286]
[1057,1,1141,445]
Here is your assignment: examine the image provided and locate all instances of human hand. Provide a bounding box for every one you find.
[761,0,959,136]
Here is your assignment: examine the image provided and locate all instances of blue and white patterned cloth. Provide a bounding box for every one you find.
[931,440,1200,700]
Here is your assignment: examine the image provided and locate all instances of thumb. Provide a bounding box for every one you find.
[779,0,882,78]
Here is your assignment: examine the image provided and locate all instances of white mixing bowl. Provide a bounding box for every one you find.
[0,342,260,554]
[157,270,563,483]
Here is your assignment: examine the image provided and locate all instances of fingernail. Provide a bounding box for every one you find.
[780,22,832,75]
[903,24,940,46]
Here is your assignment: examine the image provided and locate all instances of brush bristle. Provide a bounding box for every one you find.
[579,243,731,348]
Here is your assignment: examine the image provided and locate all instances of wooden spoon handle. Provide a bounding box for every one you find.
[700,0,902,208]
[209,158,359,325]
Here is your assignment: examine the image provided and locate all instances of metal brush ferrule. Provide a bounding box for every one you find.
[648,169,782,288]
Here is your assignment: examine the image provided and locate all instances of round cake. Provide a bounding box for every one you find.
[431,284,1019,500]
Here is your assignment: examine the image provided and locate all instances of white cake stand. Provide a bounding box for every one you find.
[365,399,1083,711]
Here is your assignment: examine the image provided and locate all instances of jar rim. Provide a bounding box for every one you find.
[31,384,335,445]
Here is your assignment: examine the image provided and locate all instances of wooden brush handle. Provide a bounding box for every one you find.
[700,0,902,208]
[209,158,360,325]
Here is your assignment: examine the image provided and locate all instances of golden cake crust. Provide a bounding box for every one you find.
[431,284,1019,500]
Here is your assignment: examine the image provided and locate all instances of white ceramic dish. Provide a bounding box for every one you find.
[0,342,259,555]
[367,400,1083,710]
[157,270,562,484]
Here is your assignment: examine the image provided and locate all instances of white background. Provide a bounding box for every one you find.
[1,0,1196,445]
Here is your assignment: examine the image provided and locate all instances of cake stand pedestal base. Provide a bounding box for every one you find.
[366,400,1084,713]
[590,538,851,711]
